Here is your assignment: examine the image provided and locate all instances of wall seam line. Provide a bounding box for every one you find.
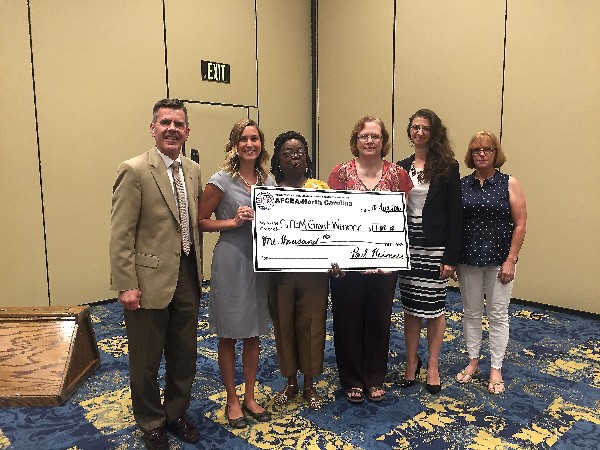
[500,0,509,141]
[27,0,51,306]
[162,0,170,98]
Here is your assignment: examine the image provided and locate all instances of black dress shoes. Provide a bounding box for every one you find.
[168,416,200,443]
[399,356,422,388]
[143,426,169,450]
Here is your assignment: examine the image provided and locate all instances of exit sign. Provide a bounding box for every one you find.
[201,60,230,84]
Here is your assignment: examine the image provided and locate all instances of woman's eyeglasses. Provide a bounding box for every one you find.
[357,134,382,141]
[410,125,431,133]
[281,149,306,158]
[470,147,496,155]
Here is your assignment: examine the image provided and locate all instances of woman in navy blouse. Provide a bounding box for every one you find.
[455,131,527,395]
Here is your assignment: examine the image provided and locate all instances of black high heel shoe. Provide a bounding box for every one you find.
[425,367,442,394]
[425,382,442,394]
[399,356,422,388]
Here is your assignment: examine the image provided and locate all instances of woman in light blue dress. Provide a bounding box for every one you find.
[199,119,275,429]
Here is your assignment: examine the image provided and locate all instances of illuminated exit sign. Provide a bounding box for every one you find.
[201,60,230,84]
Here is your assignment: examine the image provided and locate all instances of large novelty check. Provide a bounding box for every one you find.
[251,186,410,272]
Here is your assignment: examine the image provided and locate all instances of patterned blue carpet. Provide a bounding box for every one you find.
[0,283,599,449]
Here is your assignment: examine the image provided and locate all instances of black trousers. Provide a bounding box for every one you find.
[330,271,398,390]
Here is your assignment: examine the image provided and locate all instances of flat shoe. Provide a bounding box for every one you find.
[456,367,481,383]
[242,402,272,422]
[225,406,248,429]
[303,387,324,410]
[274,383,298,405]
[367,386,386,402]
[488,380,505,395]
[345,387,364,403]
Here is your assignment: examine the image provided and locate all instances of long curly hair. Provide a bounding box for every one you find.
[407,109,456,184]
[270,130,312,184]
[222,118,270,183]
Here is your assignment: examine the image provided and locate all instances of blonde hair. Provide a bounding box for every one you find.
[222,119,270,182]
[464,130,507,169]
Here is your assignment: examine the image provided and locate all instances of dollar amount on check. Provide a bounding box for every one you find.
[252,186,411,272]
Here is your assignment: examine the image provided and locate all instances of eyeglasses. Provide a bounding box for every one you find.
[470,147,496,155]
[357,134,382,141]
[281,149,306,158]
[410,125,431,133]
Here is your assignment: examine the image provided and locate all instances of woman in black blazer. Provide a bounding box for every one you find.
[396,109,462,394]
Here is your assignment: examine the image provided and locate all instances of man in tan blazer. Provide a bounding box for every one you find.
[110,99,202,450]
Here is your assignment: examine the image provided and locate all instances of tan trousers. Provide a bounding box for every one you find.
[268,272,329,378]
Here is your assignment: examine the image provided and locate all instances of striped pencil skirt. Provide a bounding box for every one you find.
[398,215,448,318]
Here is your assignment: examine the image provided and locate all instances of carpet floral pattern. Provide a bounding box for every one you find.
[0,283,598,449]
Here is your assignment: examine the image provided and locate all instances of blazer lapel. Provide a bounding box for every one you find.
[399,154,414,172]
[401,154,438,206]
[148,148,179,221]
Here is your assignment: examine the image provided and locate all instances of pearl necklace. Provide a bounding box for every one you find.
[238,170,261,188]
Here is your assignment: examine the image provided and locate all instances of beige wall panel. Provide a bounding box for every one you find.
[394,0,506,163]
[502,0,600,312]
[317,0,394,179]
[166,0,258,107]
[256,0,313,169]
[30,0,168,305]
[0,2,49,306]
[185,104,253,277]
[248,109,259,124]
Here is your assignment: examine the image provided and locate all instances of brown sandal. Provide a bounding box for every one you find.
[456,367,481,383]
[274,383,298,405]
[303,387,324,410]
[368,386,386,402]
[488,380,505,395]
[345,387,364,403]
